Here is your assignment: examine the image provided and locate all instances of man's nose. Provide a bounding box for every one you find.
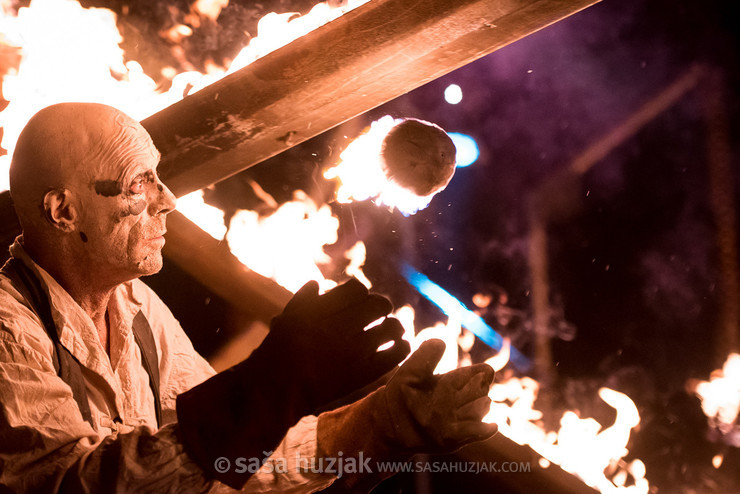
[151,179,177,215]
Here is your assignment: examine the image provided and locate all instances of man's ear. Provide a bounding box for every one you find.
[43,189,78,232]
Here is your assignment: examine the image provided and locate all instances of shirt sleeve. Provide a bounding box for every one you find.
[238,416,337,494]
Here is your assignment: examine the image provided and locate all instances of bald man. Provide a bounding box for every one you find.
[0,103,497,492]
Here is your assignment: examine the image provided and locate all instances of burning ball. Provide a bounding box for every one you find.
[380,118,457,197]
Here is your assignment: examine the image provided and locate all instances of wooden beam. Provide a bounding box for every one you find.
[569,65,704,175]
[703,70,740,362]
[143,0,600,197]
[456,434,598,494]
[162,210,293,322]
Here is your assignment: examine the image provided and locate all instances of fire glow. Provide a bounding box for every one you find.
[324,115,447,216]
[0,1,650,492]
[691,353,740,443]
[484,375,648,493]
[226,190,342,294]
[394,302,648,493]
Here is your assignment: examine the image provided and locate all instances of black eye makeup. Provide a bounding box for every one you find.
[127,171,156,196]
[94,180,123,197]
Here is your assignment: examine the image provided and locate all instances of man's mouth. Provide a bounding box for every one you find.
[148,230,167,245]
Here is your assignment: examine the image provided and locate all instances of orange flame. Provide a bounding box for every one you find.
[226,190,339,293]
[691,353,740,435]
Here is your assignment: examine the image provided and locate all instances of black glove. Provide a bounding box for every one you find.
[265,278,411,409]
[177,279,410,488]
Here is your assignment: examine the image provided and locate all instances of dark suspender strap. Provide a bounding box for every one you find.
[1,258,94,426]
[132,311,162,428]
[1,259,163,429]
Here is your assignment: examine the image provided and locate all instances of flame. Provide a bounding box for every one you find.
[191,0,229,22]
[691,353,740,438]
[393,304,460,374]
[0,0,369,191]
[0,0,148,188]
[344,241,371,289]
[483,375,647,493]
[484,337,510,372]
[324,115,445,215]
[226,190,340,293]
[176,191,227,240]
[177,185,374,298]
[226,1,369,76]
[395,304,647,493]
[457,327,475,353]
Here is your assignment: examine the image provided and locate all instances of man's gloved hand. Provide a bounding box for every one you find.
[380,338,497,452]
[263,278,411,410]
[317,339,498,491]
[177,279,410,489]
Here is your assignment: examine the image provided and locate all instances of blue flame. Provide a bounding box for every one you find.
[448,132,479,168]
[401,263,531,373]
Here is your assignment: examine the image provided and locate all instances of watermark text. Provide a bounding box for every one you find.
[213,452,531,478]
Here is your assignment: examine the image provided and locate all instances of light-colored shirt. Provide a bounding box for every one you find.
[0,239,335,493]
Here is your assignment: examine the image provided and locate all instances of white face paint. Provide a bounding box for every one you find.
[75,117,176,283]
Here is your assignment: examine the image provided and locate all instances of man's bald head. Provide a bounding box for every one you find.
[10,103,159,232]
[9,102,175,285]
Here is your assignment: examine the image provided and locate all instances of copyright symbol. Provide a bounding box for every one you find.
[214,457,230,473]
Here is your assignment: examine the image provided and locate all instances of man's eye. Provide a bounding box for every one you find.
[129,179,145,195]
